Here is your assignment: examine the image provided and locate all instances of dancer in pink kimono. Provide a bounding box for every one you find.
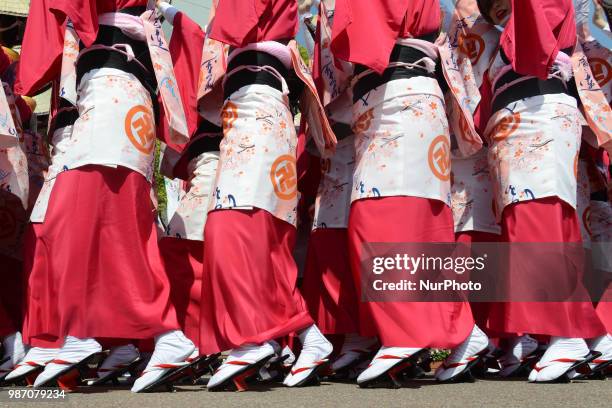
[199,0,339,391]
[330,0,488,387]
[476,0,611,382]
[156,1,222,365]
[299,0,377,377]
[0,44,29,382]
[17,0,197,392]
[571,0,612,378]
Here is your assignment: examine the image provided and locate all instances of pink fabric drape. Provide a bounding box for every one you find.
[500,0,576,80]
[16,0,65,95]
[348,197,474,348]
[209,0,298,47]
[486,198,606,338]
[159,238,204,345]
[21,224,62,348]
[330,0,440,73]
[34,165,179,339]
[199,209,314,355]
[301,228,359,335]
[168,11,206,140]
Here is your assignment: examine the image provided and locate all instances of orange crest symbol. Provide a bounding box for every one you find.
[491,112,520,142]
[458,33,485,65]
[352,109,374,134]
[222,101,238,130]
[124,105,155,154]
[0,206,16,240]
[428,135,451,181]
[588,58,612,88]
[270,155,298,200]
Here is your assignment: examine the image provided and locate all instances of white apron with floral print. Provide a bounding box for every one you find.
[451,148,500,234]
[351,76,451,206]
[167,151,219,241]
[209,84,298,226]
[30,125,74,223]
[33,6,189,217]
[485,93,582,220]
[313,134,355,230]
[61,68,156,181]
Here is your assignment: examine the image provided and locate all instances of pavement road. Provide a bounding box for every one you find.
[2,376,611,408]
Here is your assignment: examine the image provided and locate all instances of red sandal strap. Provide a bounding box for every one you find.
[376,355,406,360]
[290,360,326,375]
[443,356,478,369]
[534,358,579,372]
[50,359,75,365]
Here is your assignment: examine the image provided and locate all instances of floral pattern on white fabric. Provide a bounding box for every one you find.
[313,135,355,230]
[486,94,582,220]
[351,77,451,206]
[210,84,298,226]
[451,149,500,234]
[167,151,219,241]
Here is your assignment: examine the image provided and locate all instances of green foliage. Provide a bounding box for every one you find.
[298,44,310,66]
[430,349,451,362]
[153,140,168,225]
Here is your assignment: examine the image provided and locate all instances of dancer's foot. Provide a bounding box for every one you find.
[357,346,423,387]
[207,342,275,391]
[131,330,195,392]
[284,325,333,387]
[587,334,612,372]
[435,325,488,382]
[331,333,377,374]
[528,337,591,382]
[4,346,58,381]
[33,336,101,387]
[498,335,539,377]
[0,332,26,380]
[97,344,140,379]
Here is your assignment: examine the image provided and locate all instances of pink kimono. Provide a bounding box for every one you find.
[199,0,318,354]
[300,1,360,336]
[17,0,183,341]
[330,0,475,348]
[482,0,606,338]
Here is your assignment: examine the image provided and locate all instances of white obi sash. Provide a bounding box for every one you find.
[209,84,298,226]
[61,68,156,181]
[351,76,451,206]
[30,124,74,223]
[485,93,581,220]
[167,151,219,241]
[451,148,500,235]
[313,134,355,230]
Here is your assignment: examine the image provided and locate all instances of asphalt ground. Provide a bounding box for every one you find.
[1,374,611,408]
